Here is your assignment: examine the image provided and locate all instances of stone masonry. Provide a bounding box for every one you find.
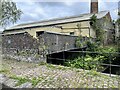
[2,31,78,62]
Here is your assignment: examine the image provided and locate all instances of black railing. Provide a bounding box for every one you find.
[47,50,120,75]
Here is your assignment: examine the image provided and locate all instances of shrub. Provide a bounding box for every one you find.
[64,55,105,71]
[75,36,85,48]
[97,46,118,63]
[86,40,98,52]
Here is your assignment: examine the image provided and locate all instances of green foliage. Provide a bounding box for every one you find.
[46,64,68,70]
[0,0,22,26]
[10,75,30,86]
[90,14,105,44]
[90,14,97,29]
[64,46,119,72]
[34,53,40,59]
[31,77,43,87]
[10,75,43,87]
[0,69,9,73]
[75,36,98,50]
[38,61,47,66]
[117,12,120,52]
[97,46,118,62]
[75,35,85,48]
[64,55,105,71]
[117,36,120,53]
[75,38,99,57]
[86,40,98,52]
[17,51,28,56]
[116,13,120,25]
[86,70,101,77]
[97,46,117,53]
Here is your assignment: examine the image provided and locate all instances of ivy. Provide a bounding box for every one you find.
[75,35,86,48]
[90,14,105,44]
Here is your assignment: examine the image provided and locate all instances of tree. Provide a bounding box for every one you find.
[0,0,22,26]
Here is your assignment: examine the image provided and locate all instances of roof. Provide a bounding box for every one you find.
[5,11,109,31]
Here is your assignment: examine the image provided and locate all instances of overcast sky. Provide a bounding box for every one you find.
[0,0,119,31]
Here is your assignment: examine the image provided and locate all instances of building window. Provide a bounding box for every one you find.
[70,32,74,35]
[36,31,44,37]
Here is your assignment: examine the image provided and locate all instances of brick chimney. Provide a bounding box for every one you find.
[91,0,98,13]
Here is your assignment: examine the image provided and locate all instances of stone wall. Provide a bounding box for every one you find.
[97,17,114,45]
[2,32,39,50]
[2,31,78,62]
[38,32,78,53]
[2,32,43,63]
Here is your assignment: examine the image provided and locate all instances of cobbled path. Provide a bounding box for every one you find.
[0,59,120,88]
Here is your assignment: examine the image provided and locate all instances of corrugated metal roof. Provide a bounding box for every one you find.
[5,11,109,31]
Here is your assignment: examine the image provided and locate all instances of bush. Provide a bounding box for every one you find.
[64,55,105,71]
[86,40,98,52]
[75,36,86,48]
[75,37,99,52]
[97,46,118,63]
[68,38,119,72]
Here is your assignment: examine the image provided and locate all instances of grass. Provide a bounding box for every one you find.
[9,75,44,87]
[86,70,102,77]
[10,75,30,86]
[38,61,47,66]
[31,77,44,87]
[0,69,9,73]
[0,64,12,76]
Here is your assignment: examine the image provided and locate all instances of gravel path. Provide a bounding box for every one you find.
[0,59,120,88]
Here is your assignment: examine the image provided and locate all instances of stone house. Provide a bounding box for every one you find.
[1,0,114,62]
[3,0,113,43]
[2,11,113,45]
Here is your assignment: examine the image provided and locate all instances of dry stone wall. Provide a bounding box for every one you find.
[2,31,78,62]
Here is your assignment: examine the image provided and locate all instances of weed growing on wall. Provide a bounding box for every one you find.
[90,14,105,44]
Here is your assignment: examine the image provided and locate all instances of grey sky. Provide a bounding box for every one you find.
[0,0,119,31]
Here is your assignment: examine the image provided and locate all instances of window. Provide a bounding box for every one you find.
[70,32,74,35]
[36,31,44,37]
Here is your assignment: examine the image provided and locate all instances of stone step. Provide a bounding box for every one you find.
[4,79,18,87]
[0,74,9,84]
[15,82,32,88]
[0,74,33,88]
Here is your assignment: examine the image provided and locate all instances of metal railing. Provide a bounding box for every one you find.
[47,50,120,88]
[48,50,120,74]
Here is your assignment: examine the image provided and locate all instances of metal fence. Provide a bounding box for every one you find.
[48,50,120,74]
[47,50,120,88]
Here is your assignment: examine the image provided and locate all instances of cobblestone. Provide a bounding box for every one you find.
[1,59,120,88]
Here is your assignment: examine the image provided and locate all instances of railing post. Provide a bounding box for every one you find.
[63,51,65,61]
[63,45,65,62]
[109,53,112,77]
[82,48,84,70]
